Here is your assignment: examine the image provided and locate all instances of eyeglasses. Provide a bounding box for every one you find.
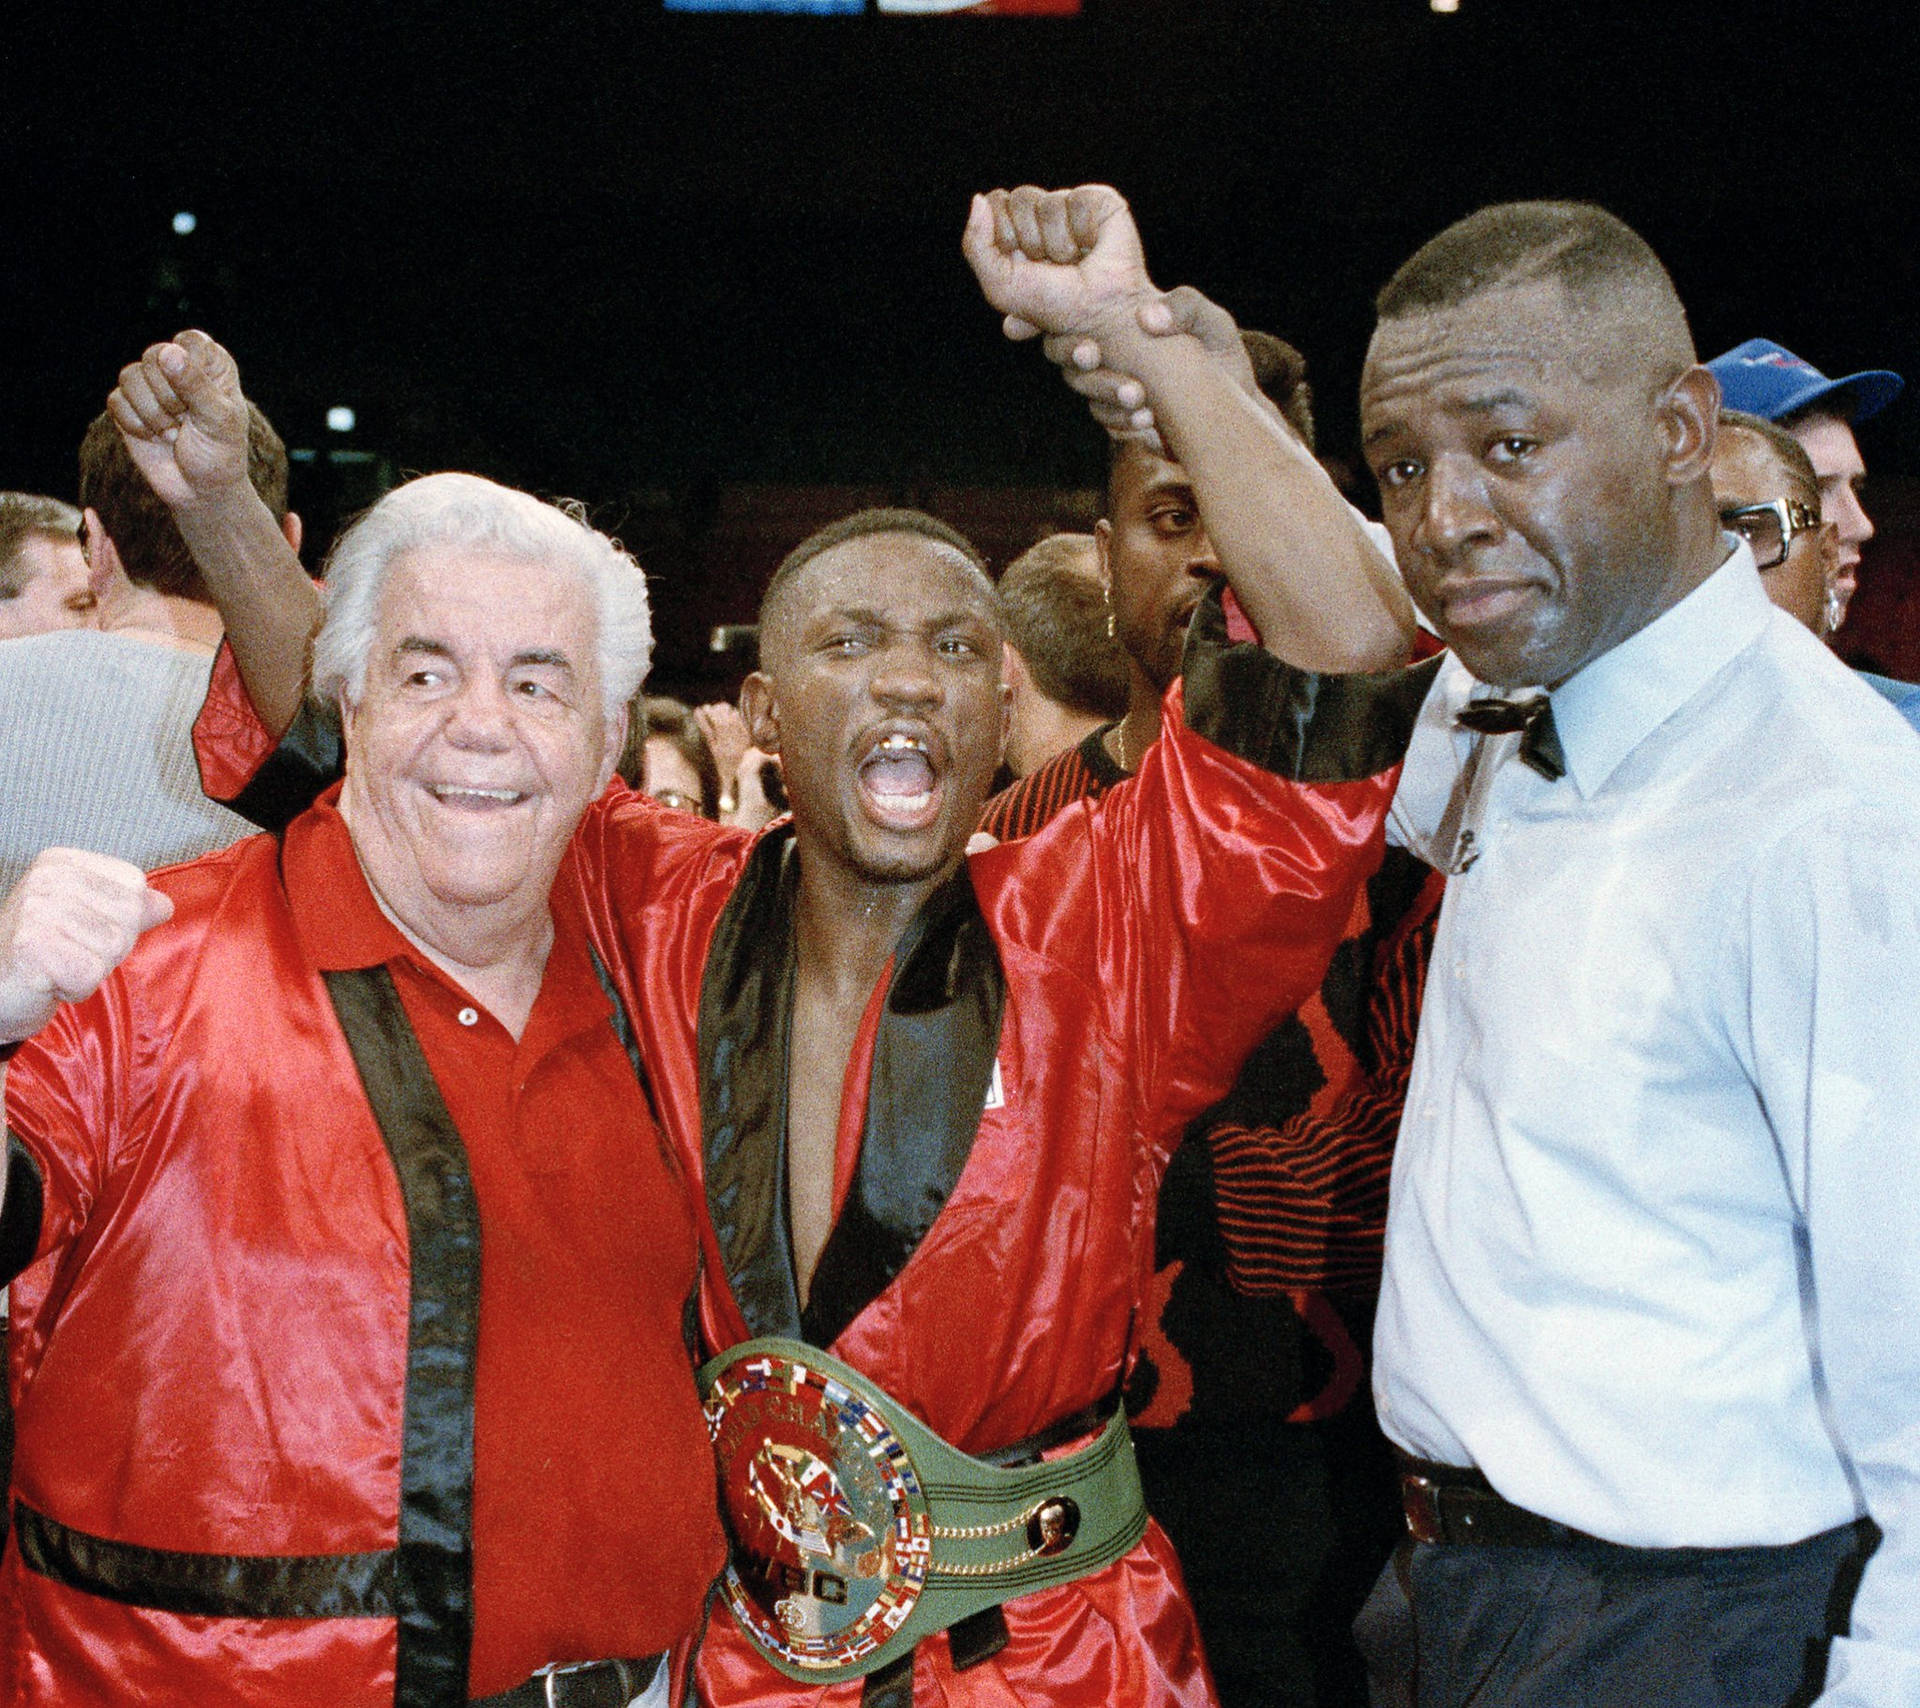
[648,788,705,816]
[1719,498,1821,571]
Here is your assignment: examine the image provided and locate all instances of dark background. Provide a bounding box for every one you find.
[8,1,1920,691]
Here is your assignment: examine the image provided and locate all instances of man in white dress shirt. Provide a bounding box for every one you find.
[982,188,1920,1707]
[1357,201,1920,1708]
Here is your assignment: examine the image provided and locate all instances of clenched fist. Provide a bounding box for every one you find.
[962,185,1152,348]
[0,850,174,1047]
[105,330,255,518]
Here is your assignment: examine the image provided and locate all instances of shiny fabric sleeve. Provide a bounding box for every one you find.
[975,590,1429,1179]
[191,641,342,831]
[2,972,153,1275]
[192,641,277,801]
[1740,803,1920,1707]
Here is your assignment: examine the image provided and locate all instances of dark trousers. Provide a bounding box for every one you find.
[1354,1518,1877,1708]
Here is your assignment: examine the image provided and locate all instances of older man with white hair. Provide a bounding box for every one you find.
[0,441,722,1705]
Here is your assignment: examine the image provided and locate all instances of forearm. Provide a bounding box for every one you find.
[1098,317,1413,673]
[173,489,320,740]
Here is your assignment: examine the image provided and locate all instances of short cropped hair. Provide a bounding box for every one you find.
[1375,200,1696,384]
[78,403,290,603]
[1717,409,1822,511]
[0,493,82,593]
[312,471,652,724]
[996,533,1129,721]
[756,507,992,642]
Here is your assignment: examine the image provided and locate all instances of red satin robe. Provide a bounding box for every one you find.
[568,658,1403,1706]
[0,802,723,1705]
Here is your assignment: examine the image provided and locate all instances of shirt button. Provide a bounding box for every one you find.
[457,1007,479,1027]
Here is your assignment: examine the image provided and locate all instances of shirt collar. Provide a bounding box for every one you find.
[1549,539,1770,798]
[283,783,416,972]
[280,784,611,1041]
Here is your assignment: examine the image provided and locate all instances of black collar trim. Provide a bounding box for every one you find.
[1076,724,1130,789]
[324,966,481,1708]
[698,830,1008,1349]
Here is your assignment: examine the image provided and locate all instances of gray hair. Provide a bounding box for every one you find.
[311,472,652,722]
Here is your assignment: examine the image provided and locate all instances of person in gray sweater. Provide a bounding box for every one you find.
[0,366,301,891]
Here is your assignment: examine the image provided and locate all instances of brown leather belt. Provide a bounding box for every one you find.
[1397,1455,1601,1548]
[472,1654,662,1708]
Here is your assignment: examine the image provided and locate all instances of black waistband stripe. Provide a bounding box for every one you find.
[16,1502,394,1620]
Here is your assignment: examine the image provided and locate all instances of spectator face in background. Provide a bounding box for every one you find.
[1098,446,1220,695]
[0,533,94,640]
[626,696,722,817]
[1787,411,1872,626]
[0,495,95,639]
[995,532,1129,776]
[644,738,709,815]
[1710,417,1839,638]
[1097,331,1315,702]
[1704,339,1902,638]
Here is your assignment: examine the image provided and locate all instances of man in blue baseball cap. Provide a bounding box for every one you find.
[1706,338,1903,633]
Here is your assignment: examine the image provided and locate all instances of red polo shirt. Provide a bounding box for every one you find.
[283,796,723,1692]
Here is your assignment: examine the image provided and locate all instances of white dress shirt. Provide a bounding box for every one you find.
[1378,544,1920,1706]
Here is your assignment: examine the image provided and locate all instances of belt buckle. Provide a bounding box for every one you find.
[1401,1472,1445,1545]
[534,1658,622,1708]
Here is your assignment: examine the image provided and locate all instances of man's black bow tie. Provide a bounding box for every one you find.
[1454,694,1566,781]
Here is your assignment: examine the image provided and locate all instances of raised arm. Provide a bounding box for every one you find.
[963,185,1413,675]
[107,331,320,737]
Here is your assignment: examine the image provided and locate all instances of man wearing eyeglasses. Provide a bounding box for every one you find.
[1711,411,1840,637]
[1711,408,1920,732]
[1706,340,1902,638]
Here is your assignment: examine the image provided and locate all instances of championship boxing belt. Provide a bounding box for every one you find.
[700,1339,1149,1683]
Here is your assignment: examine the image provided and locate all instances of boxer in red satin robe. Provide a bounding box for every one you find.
[565,518,1419,1705]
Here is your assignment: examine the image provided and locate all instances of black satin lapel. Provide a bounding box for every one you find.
[800,866,1006,1350]
[697,829,805,1342]
[323,967,480,1708]
[1182,582,1444,781]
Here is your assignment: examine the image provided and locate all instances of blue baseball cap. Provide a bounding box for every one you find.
[1707,338,1903,424]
